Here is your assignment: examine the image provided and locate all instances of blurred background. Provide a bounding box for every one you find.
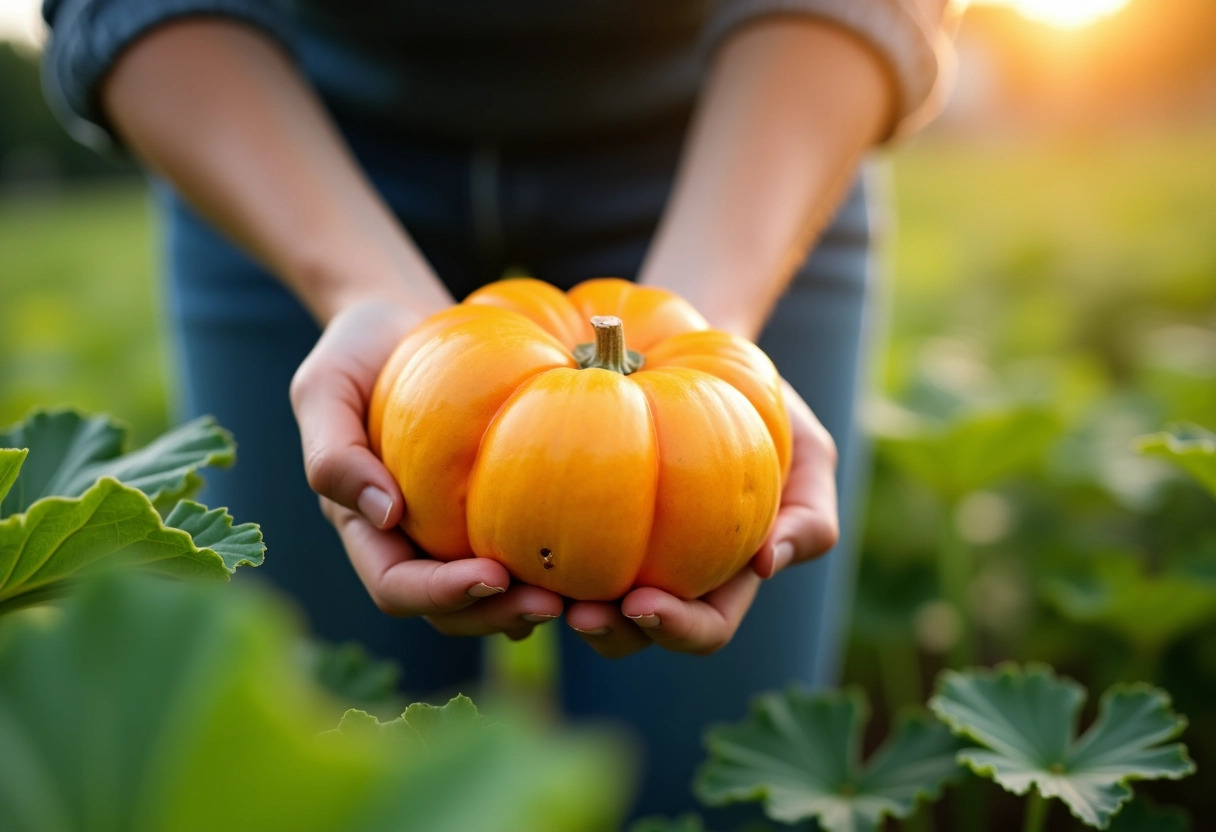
[2,0,1214,827]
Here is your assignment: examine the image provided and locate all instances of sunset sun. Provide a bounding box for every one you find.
[975,0,1133,28]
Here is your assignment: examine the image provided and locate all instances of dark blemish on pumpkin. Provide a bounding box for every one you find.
[540,547,554,569]
[735,523,740,532]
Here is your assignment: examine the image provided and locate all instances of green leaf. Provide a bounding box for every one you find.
[1135,423,1216,498]
[162,500,264,573]
[0,572,630,832]
[0,572,380,832]
[0,477,263,615]
[0,448,27,505]
[349,711,631,832]
[930,664,1196,829]
[300,641,403,713]
[628,815,709,832]
[695,688,963,832]
[877,405,1059,499]
[325,693,485,751]
[1043,551,1216,652]
[0,409,234,516]
[399,693,483,738]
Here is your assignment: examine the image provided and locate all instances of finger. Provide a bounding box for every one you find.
[620,570,762,655]
[753,386,840,579]
[566,601,653,659]
[290,315,407,529]
[757,504,839,577]
[296,373,403,527]
[327,501,513,617]
[427,584,565,637]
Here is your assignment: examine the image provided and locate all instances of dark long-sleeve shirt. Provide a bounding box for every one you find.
[42,0,950,148]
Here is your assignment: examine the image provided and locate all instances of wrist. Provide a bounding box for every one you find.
[639,259,775,342]
[286,231,451,325]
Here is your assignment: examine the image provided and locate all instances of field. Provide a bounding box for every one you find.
[2,128,1214,829]
[6,131,1214,438]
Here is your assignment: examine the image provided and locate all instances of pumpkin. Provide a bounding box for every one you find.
[368,277,792,601]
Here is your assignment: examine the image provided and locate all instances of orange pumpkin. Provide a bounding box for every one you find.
[368,277,791,601]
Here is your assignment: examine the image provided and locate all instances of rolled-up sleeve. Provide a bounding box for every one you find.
[706,0,956,139]
[41,0,295,148]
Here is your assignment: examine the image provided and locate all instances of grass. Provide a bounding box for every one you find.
[0,184,167,443]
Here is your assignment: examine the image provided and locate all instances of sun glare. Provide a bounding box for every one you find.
[975,0,1132,29]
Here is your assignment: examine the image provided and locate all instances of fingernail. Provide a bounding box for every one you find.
[467,582,507,598]
[626,613,661,629]
[521,613,557,623]
[574,626,611,636]
[773,541,795,573]
[358,486,394,528]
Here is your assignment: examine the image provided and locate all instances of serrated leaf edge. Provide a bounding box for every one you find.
[163,500,265,572]
[930,666,1197,830]
[1,408,238,508]
[0,476,262,607]
[697,687,962,830]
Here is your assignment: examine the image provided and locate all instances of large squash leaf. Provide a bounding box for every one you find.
[323,693,484,750]
[0,469,262,615]
[695,688,963,832]
[324,691,631,832]
[0,410,261,615]
[0,572,630,832]
[0,409,234,517]
[930,664,1195,829]
[0,449,26,505]
[1135,423,1216,498]
[0,572,378,832]
[1043,551,1216,652]
[877,405,1059,499]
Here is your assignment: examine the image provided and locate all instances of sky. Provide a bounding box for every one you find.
[0,0,1135,50]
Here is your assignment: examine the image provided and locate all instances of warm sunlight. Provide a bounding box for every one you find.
[975,0,1133,29]
[0,0,44,49]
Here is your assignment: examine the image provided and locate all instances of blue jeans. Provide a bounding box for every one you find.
[162,118,876,821]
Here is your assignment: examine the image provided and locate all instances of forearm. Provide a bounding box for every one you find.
[637,18,893,340]
[102,18,451,324]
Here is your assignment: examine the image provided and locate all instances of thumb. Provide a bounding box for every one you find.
[289,310,408,529]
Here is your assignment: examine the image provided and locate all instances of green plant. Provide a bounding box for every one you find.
[0,409,263,614]
[693,688,963,832]
[652,664,1196,832]
[930,664,1195,830]
[300,640,405,717]
[1136,424,1216,498]
[0,572,630,832]
[876,403,1060,668]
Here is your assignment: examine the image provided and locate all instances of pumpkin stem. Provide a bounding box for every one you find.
[574,315,644,375]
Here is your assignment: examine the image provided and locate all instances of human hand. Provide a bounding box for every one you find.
[290,301,565,640]
[565,380,839,657]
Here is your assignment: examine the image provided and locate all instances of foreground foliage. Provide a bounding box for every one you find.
[0,573,629,832]
[695,689,962,832]
[0,410,263,614]
[931,664,1195,829]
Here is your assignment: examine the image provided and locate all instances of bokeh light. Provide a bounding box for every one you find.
[974,0,1132,28]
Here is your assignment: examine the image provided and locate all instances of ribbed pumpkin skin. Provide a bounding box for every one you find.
[369,278,791,601]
